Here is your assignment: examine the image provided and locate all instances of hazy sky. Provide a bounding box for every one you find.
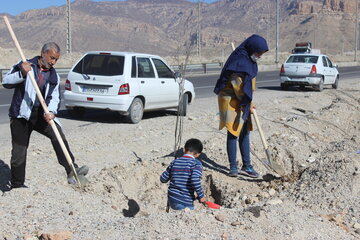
[1,0,218,16]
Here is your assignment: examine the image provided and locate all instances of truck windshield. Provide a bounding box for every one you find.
[286,55,318,64]
[73,54,125,76]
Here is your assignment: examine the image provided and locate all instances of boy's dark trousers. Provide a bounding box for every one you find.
[10,107,76,187]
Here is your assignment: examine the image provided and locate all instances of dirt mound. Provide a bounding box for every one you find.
[0,79,359,239]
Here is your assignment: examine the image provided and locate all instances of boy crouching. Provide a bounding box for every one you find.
[160,138,206,210]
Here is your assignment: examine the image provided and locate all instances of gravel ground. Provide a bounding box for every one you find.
[0,78,359,240]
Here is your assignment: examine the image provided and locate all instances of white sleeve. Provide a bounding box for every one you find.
[2,65,25,88]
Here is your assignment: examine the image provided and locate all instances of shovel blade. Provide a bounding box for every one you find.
[265,149,286,176]
[77,175,90,185]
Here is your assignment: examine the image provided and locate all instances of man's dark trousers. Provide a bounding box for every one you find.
[10,107,76,187]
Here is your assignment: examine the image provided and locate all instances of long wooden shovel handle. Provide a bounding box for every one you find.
[252,109,272,162]
[3,16,81,185]
[252,109,268,149]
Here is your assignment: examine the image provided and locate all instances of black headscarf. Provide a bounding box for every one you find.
[214,34,269,120]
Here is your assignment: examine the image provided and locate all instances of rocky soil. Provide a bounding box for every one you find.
[0,77,359,240]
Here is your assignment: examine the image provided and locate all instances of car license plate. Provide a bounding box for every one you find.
[290,77,306,82]
[82,86,109,94]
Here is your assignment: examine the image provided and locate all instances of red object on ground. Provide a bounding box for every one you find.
[205,201,221,209]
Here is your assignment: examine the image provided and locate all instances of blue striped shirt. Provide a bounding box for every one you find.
[160,154,205,207]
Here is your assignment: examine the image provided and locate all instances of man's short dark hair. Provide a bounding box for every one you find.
[184,138,203,154]
[41,42,60,54]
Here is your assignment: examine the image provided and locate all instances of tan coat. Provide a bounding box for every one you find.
[217,73,255,136]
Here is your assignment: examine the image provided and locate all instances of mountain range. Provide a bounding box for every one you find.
[0,0,358,63]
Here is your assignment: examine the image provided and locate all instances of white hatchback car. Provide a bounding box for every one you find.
[63,51,195,123]
[280,54,339,91]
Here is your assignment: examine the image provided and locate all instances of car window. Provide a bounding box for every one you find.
[322,56,328,67]
[326,57,333,67]
[137,58,155,78]
[152,58,174,78]
[73,54,125,76]
[287,55,318,63]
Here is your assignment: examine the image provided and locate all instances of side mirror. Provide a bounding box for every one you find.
[333,64,338,68]
[174,71,182,79]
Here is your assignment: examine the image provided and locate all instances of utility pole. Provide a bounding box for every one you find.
[313,17,316,48]
[275,0,279,64]
[197,0,201,58]
[66,0,72,53]
[355,0,358,61]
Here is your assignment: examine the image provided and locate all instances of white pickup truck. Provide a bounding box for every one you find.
[280,53,339,91]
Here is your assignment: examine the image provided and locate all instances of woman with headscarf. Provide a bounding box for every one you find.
[214,34,269,178]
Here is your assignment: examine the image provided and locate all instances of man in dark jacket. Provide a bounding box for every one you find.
[2,42,88,189]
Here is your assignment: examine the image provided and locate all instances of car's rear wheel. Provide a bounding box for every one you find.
[316,77,324,92]
[67,107,85,118]
[332,75,339,89]
[178,93,189,116]
[299,85,306,91]
[280,83,289,90]
[127,98,143,124]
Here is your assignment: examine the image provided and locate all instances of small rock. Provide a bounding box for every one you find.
[111,205,118,210]
[268,188,276,196]
[267,199,283,205]
[354,222,360,229]
[68,211,73,215]
[215,214,226,222]
[259,191,270,199]
[307,156,316,163]
[221,232,229,240]
[231,221,242,226]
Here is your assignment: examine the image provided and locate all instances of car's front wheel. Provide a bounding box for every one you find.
[127,98,144,124]
[332,75,339,89]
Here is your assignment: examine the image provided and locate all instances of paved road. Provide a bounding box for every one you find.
[0,66,359,124]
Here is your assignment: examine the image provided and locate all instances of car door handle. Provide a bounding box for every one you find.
[141,81,145,84]
[161,81,165,84]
